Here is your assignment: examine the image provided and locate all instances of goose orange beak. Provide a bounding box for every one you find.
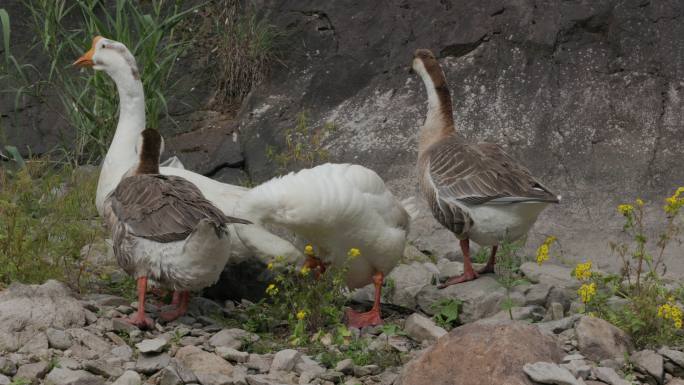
[73,36,104,67]
[73,48,95,67]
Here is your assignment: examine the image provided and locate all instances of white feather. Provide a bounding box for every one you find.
[235,163,410,289]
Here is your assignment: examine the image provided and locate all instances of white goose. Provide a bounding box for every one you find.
[73,36,246,217]
[103,128,250,328]
[235,163,410,328]
[411,49,560,287]
[74,36,301,261]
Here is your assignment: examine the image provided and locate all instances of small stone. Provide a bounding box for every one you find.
[158,367,182,385]
[524,283,552,307]
[335,359,355,374]
[548,302,565,321]
[84,359,124,378]
[561,354,584,362]
[575,316,633,361]
[246,354,273,373]
[658,347,684,367]
[88,294,130,307]
[16,362,49,382]
[44,367,105,385]
[111,345,134,361]
[47,329,73,350]
[180,336,202,346]
[592,367,631,385]
[537,315,581,335]
[404,313,447,343]
[84,309,99,324]
[57,358,81,370]
[135,336,168,353]
[523,361,582,385]
[175,345,234,384]
[209,328,259,350]
[0,374,9,385]
[561,360,591,380]
[294,355,325,376]
[216,346,249,363]
[354,364,381,377]
[270,349,301,373]
[111,370,141,385]
[630,350,663,384]
[116,305,134,315]
[112,319,138,333]
[246,374,289,385]
[318,370,345,383]
[0,357,17,376]
[135,353,171,375]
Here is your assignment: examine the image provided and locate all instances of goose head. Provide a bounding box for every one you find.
[411,49,447,88]
[73,36,140,82]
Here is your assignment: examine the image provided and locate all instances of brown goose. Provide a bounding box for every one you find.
[411,49,560,287]
[104,128,250,328]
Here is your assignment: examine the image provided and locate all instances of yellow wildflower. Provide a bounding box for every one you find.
[573,261,592,281]
[664,187,684,215]
[296,310,307,320]
[347,248,361,259]
[535,236,556,265]
[617,204,634,216]
[265,284,279,296]
[267,262,274,270]
[304,244,314,256]
[578,282,597,303]
[657,298,684,329]
[300,266,311,276]
[636,198,644,207]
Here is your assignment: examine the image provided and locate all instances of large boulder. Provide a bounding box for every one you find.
[0,280,86,352]
[397,321,564,385]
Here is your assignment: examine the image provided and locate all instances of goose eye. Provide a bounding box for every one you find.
[100,43,106,49]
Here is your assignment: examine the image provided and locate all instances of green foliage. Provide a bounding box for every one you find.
[197,0,280,103]
[9,378,31,385]
[494,239,528,320]
[6,0,197,164]
[0,160,105,289]
[242,249,350,346]
[555,189,684,348]
[314,336,403,369]
[266,111,333,173]
[431,298,461,329]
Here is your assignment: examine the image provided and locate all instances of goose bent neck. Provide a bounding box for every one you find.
[418,68,455,154]
[95,70,145,214]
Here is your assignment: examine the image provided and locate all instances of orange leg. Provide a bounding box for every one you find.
[477,245,497,274]
[345,271,384,328]
[160,291,190,322]
[439,239,479,288]
[170,291,181,306]
[121,276,154,329]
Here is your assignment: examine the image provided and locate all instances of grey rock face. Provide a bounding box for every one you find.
[174,345,234,384]
[592,367,631,385]
[135,353,171,375]
[0,357,17,376]
[236,0,684,269]
[269,349,301,373]
[574,316,633,361]
[44,367,105,385]
[15,362,49,383]
[216,346,250,363]
[0,374,9,385]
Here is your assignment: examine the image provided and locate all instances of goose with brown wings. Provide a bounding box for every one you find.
[103,128,250,328]
[411,49,560,288]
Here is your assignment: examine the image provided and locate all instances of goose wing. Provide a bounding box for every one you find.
[109,174,250,243]
[427,137,558,206]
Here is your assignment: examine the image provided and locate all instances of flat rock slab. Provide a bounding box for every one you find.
[397,321,564,385]
[111,371,141,385]
[135,337,168,353]
[175,345,234,381]
[631,350,664,384]
[575,316,633,361]
[209,328,259,350]
[44,367,104,385]
[520,263,579,289]
[416,275,508,323]
[404,313,447,342]
[523,362,582,385]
